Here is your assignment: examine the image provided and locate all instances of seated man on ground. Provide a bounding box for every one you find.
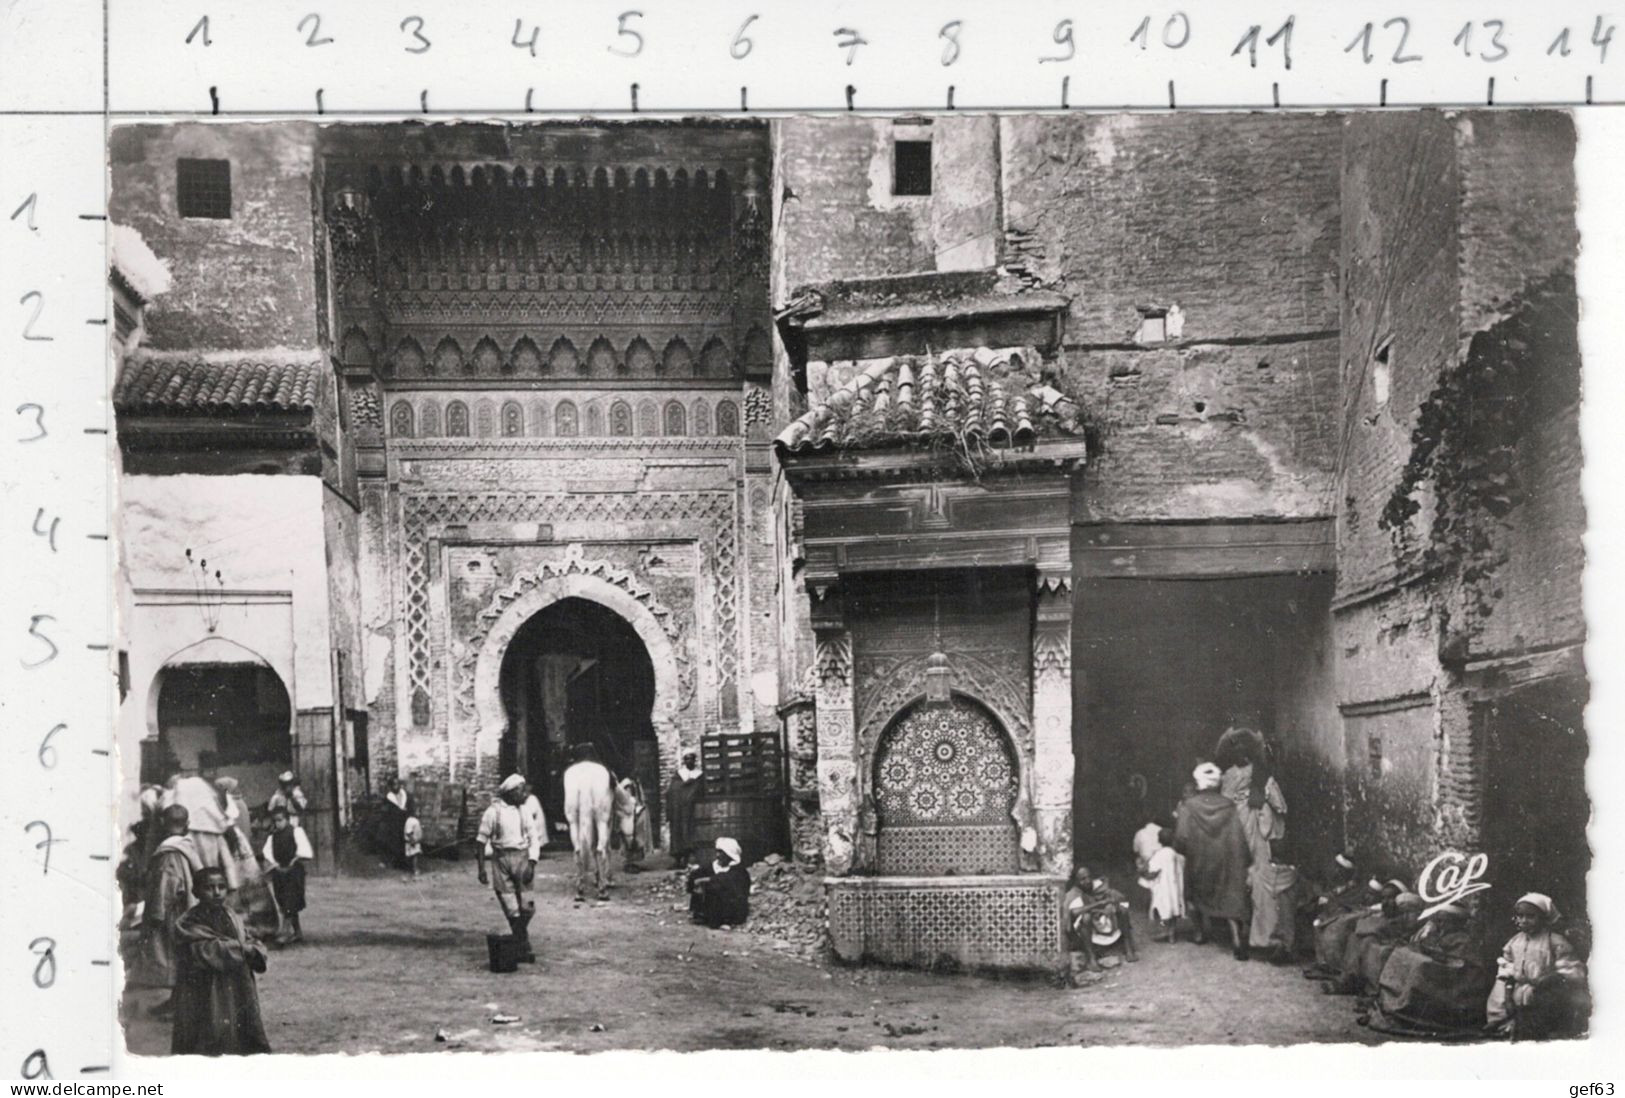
[1065,865,1140,976]
[1362,899,1492,1038]
[688,837,751,929]
[1303,854,1370,979]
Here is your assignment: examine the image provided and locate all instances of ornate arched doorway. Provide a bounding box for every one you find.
[497,597,659,844]
[468,549,690,831]
[873,695,1020,875]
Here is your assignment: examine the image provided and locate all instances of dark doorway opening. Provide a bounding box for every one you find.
[148,662,294,812]
[499,597,660,847]
[1480,676,1590,938]
[1073,574,1340,871]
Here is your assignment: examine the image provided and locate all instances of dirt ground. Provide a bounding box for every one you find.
[121,854,1384,1055]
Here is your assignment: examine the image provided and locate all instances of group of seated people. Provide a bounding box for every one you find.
[1304,856,1590,1040]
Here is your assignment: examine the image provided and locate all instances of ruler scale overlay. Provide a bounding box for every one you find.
[0,0,1617,1077]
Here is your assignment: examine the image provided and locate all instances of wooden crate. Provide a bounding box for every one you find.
[407,779,468,854]
[701,733,785,797]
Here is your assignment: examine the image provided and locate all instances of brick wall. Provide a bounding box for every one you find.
[109,123,322,351]
[1000,114,1341,345]
[1456,113,1584,661]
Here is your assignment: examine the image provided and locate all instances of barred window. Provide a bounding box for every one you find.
[177,158,232,219]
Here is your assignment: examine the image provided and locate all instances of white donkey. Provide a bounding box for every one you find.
[562,751,615,901]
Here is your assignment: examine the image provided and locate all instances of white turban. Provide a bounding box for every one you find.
[715,837,742,863]
[1192,763,1222,791]
[1516,892,1557,919]
[1335,853,1355,871]
[498,774,525,794]
[278,771,296,784]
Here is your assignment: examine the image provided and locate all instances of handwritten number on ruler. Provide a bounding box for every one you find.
[33,508,60,553]
[23,614,58,669]
[400,16,430,54]
[731,14,758,60]
[21,1050,51,1080]
[1131,13,1191,50]
[1234,16,1293,69]
[1595,17,1616,62]
[299,13,333,47]
[1040,19,1075,62]
[609,11,644,57]
[1550,17,1614,61]
[20,291,53,341]
[39,724,65,769]
[11,193,38,232]
[834,27,867,65]
[1346,18,1421,64]
[31,937,57,989]
[185,15,211,46]
[25,821,62,876]
[16,402,47,442]
[1455,20,1509,62]
[513,19,540,57]
[940,20,963,66]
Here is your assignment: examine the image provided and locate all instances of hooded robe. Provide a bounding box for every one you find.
[1174,789,1251,921]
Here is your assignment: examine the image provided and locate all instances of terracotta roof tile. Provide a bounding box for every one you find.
[774,346,1083,458]
[114,355,326,416]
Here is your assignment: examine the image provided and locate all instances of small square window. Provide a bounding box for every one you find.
[893,140,932,196]
[177,158,232,219]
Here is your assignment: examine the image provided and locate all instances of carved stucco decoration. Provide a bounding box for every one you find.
[460,543,695,762]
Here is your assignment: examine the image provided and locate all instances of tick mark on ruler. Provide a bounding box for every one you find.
[84,427,108,435]
[1380,79,1389,107]
[86,318,107,326]
[87,643,110,651]
[78,213,107,221]
[946,85,955,110]
[1487,77,1495,106]
[93,749,110,756]
[92,959,110,966]
[1272,82,1280,108]
[81,1067,110,1075]
[316,89,325,115]
[87,532,108,540]
[209,86,219,115]
[845,84,856,110]
[1587,75,1594,104]
[1168,80,1177,109]
[90,854,110,862]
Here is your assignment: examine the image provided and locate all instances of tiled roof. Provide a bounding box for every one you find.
[774,347,1084,458]
[114,355,325,415]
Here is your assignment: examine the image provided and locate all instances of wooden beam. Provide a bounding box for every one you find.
[1074,519,1334,578]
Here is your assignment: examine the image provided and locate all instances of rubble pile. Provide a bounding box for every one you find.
[649,853,830,960]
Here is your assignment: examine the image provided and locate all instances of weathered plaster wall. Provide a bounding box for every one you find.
[117,474,334,816]
[775,115,998,286]
[108,123,322,352]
